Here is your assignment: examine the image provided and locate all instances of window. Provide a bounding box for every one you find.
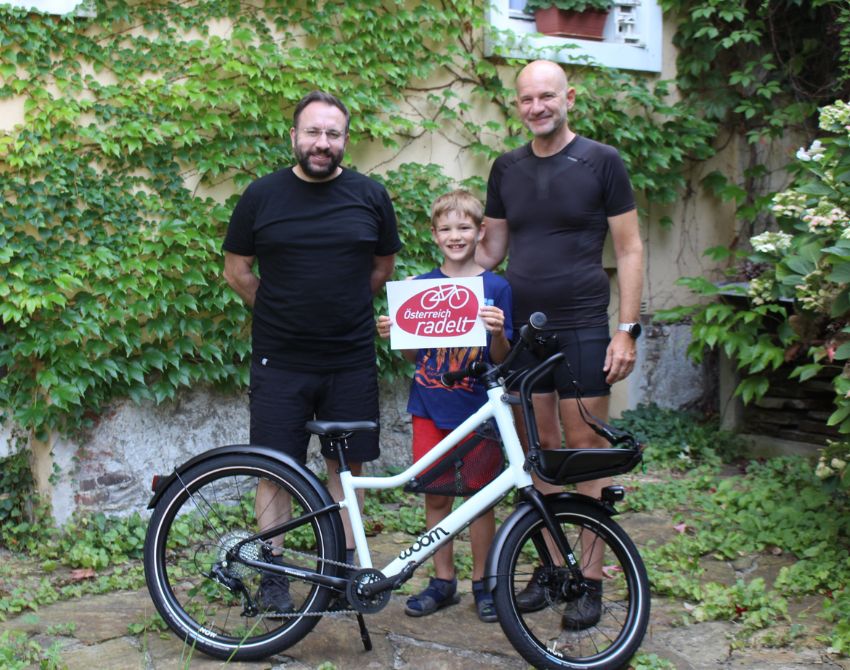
[6,0,94,16]
[485,0,663,73]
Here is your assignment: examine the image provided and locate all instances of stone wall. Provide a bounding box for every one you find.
[46,382,412,524]
[4,321,714,523]
[627,320,717,414]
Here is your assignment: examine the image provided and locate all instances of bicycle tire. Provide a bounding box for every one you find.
[144,454,344,661]
[493,499,649,670]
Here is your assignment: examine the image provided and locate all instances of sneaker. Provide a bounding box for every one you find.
[515,565,549,613]
[562,579,602,630]
[259,564,293,617]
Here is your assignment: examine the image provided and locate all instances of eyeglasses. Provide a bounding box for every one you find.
[298,128,345,142]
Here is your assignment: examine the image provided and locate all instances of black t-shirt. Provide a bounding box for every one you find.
[223,167,402,371]
[484,135,636,330]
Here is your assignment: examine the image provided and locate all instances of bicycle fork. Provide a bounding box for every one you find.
[520,486,588,586]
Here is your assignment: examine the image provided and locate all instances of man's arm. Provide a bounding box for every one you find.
[370,254,395,295]
[223,251,259,307]
[475,216,509,270]
[604,209,644,384]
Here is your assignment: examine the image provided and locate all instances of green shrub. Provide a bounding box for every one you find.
[613,403,743,469]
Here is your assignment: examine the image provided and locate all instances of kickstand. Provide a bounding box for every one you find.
[356,613,372,651]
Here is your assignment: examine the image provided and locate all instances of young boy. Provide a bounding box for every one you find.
[377,189,512,623]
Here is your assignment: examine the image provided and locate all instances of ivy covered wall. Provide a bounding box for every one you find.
[4,0,848,481]
[0,0,722,445]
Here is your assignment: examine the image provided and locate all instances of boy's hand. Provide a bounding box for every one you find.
[478,306,505,337]
[376,315,392,339]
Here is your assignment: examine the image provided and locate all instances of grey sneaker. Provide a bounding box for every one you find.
[562,579,602,630]
[259,566,293,617]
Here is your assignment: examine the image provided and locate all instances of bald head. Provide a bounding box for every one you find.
[516,60,568,92]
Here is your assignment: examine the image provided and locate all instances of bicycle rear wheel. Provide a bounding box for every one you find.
[493,498,649,670]
[144,454,344,661]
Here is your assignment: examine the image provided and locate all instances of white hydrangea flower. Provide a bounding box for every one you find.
[750,231,793,254]
[815,461,834,479]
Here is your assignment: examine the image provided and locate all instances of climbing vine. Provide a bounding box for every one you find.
[0,0,711,437]
[656,1,850,477]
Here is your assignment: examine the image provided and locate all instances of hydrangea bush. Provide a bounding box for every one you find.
[659,100,850,491]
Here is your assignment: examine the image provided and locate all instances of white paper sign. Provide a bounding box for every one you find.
[386,276,487,350]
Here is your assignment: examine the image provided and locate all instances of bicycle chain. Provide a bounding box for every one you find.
[255,543,360,617]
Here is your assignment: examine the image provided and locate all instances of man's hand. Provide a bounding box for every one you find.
[603,331,637,384]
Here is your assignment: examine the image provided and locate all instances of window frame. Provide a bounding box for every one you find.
[5,0,95,17]
[484,0,663,73]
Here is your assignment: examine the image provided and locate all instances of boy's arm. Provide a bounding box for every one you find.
[479,305,510,363]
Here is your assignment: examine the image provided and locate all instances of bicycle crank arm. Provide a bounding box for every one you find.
[359,561,416,598]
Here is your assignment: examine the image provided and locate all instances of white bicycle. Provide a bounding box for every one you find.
[143,313,650,669]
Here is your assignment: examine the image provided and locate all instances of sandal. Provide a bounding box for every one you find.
[472,579,498,623]
[404,577,460,617]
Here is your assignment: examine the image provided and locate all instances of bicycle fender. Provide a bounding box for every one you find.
[147,444,335,510]
[482,492,613,593]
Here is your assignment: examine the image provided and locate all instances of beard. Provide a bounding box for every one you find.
[294,143,344,179]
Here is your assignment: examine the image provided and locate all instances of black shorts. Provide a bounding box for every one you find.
[249,360,380,463]
[514,326,611,398]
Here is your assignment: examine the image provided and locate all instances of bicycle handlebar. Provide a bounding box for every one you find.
[439,312,549,388]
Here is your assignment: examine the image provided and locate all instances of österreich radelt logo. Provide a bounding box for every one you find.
[396,283,479,337]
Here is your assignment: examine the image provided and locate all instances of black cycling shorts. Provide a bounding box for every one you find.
[514,325,611,398]
[249,360,380,463]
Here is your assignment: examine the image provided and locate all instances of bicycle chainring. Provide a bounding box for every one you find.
[346,568,390,614]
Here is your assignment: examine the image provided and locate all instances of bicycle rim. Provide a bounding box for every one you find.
[144,456,341,660]
[494,501,649,670]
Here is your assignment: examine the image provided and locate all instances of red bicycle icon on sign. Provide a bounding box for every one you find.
[419,284,472,310]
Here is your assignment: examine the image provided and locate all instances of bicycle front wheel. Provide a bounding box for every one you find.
[144,454,344,661]
[493,498,649,670]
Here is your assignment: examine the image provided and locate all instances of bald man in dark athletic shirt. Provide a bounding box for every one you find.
[476,60,644,628]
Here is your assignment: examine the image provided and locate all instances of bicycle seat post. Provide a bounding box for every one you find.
[329,433,351,472]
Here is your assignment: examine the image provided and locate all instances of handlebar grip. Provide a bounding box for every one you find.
[518,312,548,347]
[440,361,485,387]
[529,311,547,331]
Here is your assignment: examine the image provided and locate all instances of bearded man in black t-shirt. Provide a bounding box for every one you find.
[476,60,644,628]
[223,90,401,615]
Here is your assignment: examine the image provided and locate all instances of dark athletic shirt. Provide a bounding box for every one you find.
[223,167,402,372]
[484,135,635,330]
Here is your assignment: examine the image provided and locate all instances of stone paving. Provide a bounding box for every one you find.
[2,512,849,669]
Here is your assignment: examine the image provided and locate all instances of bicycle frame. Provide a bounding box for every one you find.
[341,381,532,580]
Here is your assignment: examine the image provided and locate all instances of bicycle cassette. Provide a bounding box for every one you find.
[216,530,262,578]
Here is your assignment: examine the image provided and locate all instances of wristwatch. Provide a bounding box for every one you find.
[617,322,642,339]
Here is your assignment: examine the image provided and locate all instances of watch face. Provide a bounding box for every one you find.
[620,323,641,338]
